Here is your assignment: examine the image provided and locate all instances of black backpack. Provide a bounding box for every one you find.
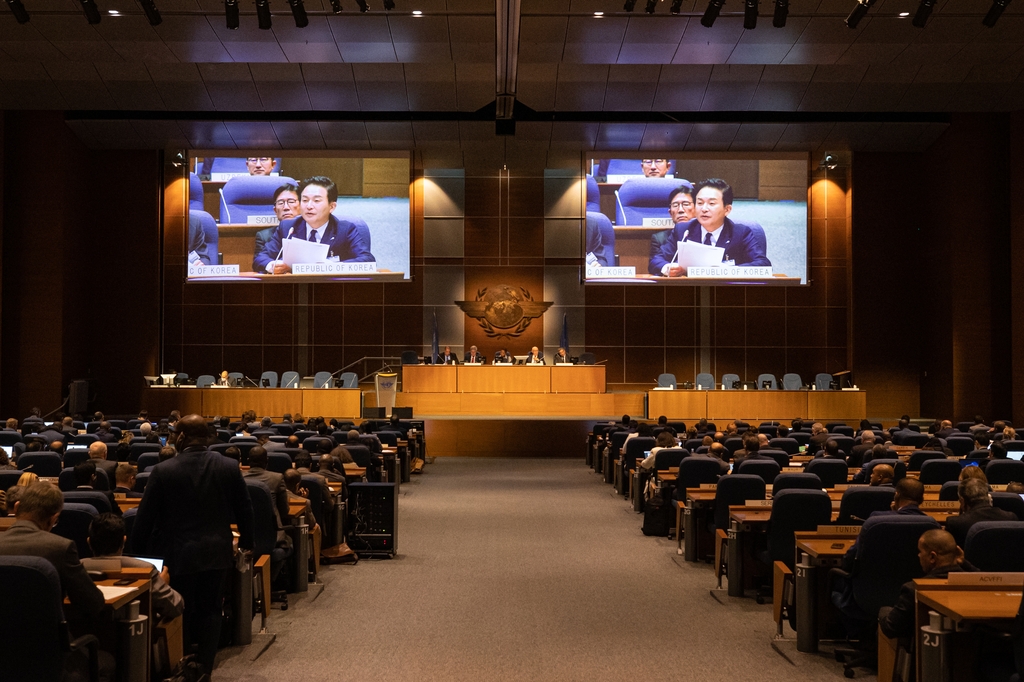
[641,491,672,537]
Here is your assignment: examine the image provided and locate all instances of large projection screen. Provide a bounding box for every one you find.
[185,152,410,283]
[584,153,808,285]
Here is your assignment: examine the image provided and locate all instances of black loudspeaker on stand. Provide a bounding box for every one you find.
[347,482,398,558]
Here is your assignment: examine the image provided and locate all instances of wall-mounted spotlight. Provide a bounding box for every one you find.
[287,0,307,26]
[982,0,1010,26]
[78,0,101,24]
[701,0,724,26]
[329,0,342,11]
[911,0,934,26]
[225,0,239,27]
[820,153,838,170]
[645,0,658,12]
[670,0,683,12]
[255,0,271,28]
[845,0,875,28]
[772,0,787,26]
[171,150,186,168]
[4,0,30,22]
[743,0,758,28]
[138,0,161,25]
[355,0,368,10]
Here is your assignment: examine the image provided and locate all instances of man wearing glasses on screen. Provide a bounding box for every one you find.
[252,184,299,271]
[254,175,375,275]
[649,178,770,276]
[641,159,672,178]
[246,156,277,176]
[648,182,695,274]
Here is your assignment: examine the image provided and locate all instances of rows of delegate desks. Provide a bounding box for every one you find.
[647,388,867,421]
[642,453,1021,681]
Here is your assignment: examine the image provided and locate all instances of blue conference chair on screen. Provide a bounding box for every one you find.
[313,371,333,389]
[260,371,278,388]
[219,174,296,224]
[281,371,300,389]
[757,373,778,389]
[190,172,204,211]
[814,373,834,390]
[586,174,600,213]
[614,177,684,226]
[333,214,372,253]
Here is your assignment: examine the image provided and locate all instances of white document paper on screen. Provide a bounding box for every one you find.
[676,240,724,269]
[282,238,330,266]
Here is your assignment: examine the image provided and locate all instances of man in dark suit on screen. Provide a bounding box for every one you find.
[254,176,374,274]
[252,183,299,272]
[133,414,254,675]
[649,178,771,276]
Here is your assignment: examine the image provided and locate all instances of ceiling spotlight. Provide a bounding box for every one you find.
[670,0,683,12]
[77,0,101,24]
[982,0,1010,26]
[623,0,637,10]
[138,0,161,25]
[355,0,368,10]
[911,0,933,25]
[288,0,307,26]
[171,150,186,168]
[5,0,30,22]
[845,0,875,28]
[255,0,272,29]
[645,0,658,12]
[743,0,758,28]
[701,0,724,26]
[772,0,787,26]
[225,0,239,27]
[821,153,838,170]
[383,0,394,8]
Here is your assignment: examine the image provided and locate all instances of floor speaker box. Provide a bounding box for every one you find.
[347,482,397,557]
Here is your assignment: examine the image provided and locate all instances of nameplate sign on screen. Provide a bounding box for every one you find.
[292,262,378,275]
[947,573,1024,587]
[686,266,774,278]
[641,217,674,228]
[189,264,240,277]
[744,499,772,507]
[247,215,280,226]
[587,266,636,278]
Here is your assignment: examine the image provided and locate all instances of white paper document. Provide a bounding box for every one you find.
[98,585,138,601]
[675,240,724,269]
[282,238,330,266]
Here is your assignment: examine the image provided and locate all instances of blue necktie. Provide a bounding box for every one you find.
[308,229,318,243]
[704,233,712,246]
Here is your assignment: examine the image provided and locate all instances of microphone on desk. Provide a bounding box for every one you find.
[594,359,609,365]
[243,375,260,388]
[273,227,296,264]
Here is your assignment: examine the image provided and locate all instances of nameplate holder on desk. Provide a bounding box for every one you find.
[947,573,1024,587]
[782,467,803,472]
[699,483,718,490]
[587,266,636,278]
[744,499,773,507]
[990,484,1008,491]
[641,217,674,228]
[923,501,959,508]
[292,262,378,275]
[686,266,774,278]
[246,215,280,226]
[188,264,240,278]
[820,525,861,535]
[924,485,942,492]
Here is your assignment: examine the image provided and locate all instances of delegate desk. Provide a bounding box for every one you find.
[403,364,606,394]
[647,389,867,422]
[141,387,362,419]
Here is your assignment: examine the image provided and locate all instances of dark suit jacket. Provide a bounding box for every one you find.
[251,225,275,272]
[552,353,572,364]
[848,444,874,468]
[436,353,459,365]
[523,352,545,365]
[945,504,1018,549]
[187,212,213,266]
[493,352,513,364]
[133,446,254,575]
[244,467,292,527]
[464,352,486,364]
[113,485,143,499]
[0,519,105,618]
[842,505,933,569]
[879,563,975,639]
[75,485,122,517]
[650,217,771,273]
[253,215,374,272]
[92,458,117,485]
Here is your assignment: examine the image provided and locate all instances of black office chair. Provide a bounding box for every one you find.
[790,431,811,447]
[830,435,855,458]
[400,350,421,365]
[136,452,159,473]
[16,452,61,477]
[760,449,790,468]
[132,471,150,493]
[673,457,722,502]
[246,480,291,606]
[61,449,89,469]
[769,437,799,455]
[128,442,161,463]
[984,460,1024,485]
[761,488,832,572]
[835,486,896,524]
[122,507,138,553]
[771,473,822,496]
[267,453,293,474]
[964,521,1024,571]
[62,491,112,515]
[939,480,960,501]
[946,437,975,457]
[804,458,849,488]
[906,449,945,472]
[724,438,744,456]
[831,425,855,437]
[578,352,597,365]
[0,556,101,682]
[917,459,962,485]
[712,475,766,585]
[991,492,1024,520]
[51,502,97,559]
[621,437,656,495]
[0,469,23,491]
[735,460,781,485]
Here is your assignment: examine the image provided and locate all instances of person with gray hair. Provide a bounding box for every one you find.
[945,477,1017,548]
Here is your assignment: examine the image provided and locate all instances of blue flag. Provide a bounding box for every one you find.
[560,313,569,353]
[431,309,439,362]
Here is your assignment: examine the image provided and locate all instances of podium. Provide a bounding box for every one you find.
[375,373,398,417]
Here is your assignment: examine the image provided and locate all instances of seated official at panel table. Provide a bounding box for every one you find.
[464,345,486,364]
[649,178,771,276]
[246,156,277,176]
[253,183,299,272]
[494,348,513,364]
[436,346,459,365]
[254,176,375,274]
[522,346,545,365]
[553,347,572,364]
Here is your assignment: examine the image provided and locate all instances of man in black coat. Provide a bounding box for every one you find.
[945,478,1018,549]
[133,414,254,674]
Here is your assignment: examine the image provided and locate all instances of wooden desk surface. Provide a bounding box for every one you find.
[796,538,856,558]
[916,589,1021,623]
[88,579,150,610]
[729,509,772,524]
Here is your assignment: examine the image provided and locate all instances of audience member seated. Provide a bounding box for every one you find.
[293,451,334,515]
[0,450,15,470]
[822,439,845,461]
[244,446,291,526]
[878,529,975,641]
[88,441,117,483]
[869,464,895,487]
[809,422,829,452]
[639,431,677,470]
[945,477,1018,548]
[695,442,731,476]
[732,433,770,468]
[112,463,141,499]
[82,512,184,622]
[73,461,121,516]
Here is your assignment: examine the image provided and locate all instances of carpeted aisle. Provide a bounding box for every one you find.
[214,457,850,681]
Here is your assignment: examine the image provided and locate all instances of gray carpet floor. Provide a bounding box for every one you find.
[214,458,851,681]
